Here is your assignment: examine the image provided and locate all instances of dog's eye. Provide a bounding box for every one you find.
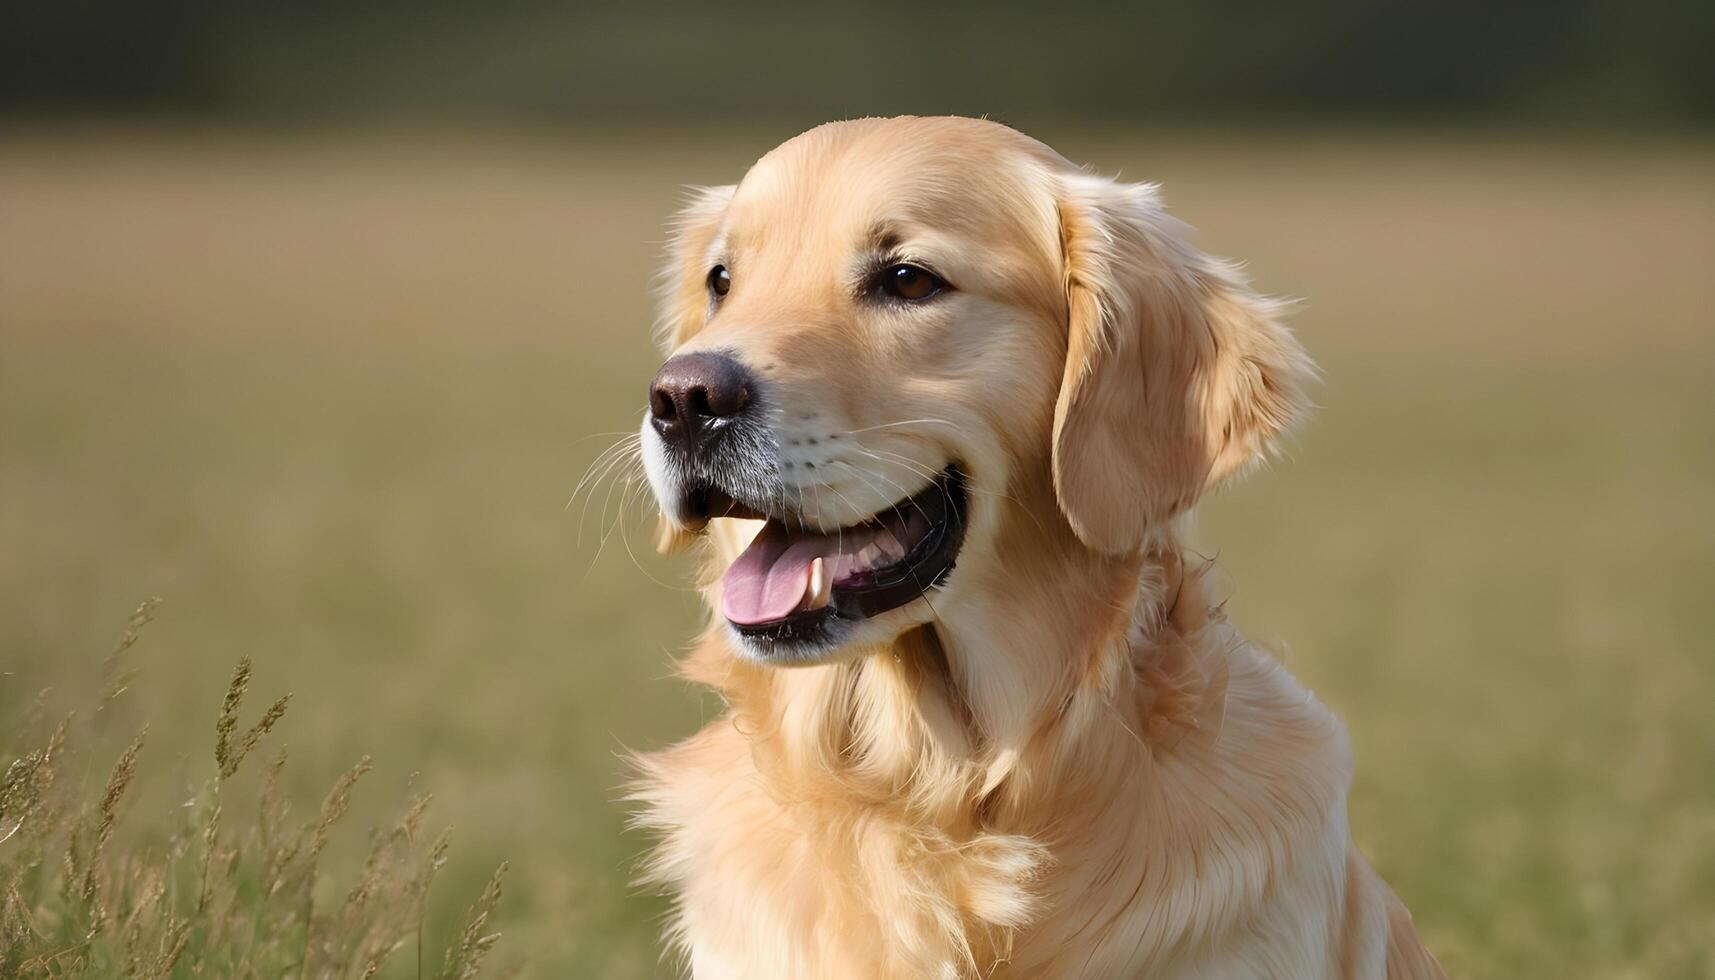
[880,264,945,302]
[708,265,731,298]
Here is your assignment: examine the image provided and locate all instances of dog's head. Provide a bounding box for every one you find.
[641,117,1312,664]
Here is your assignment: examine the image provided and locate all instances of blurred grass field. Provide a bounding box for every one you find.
[1,127,1711,978]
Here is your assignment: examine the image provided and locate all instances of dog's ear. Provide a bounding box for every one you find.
[654,184,737,353]
[1052,173,1314,554]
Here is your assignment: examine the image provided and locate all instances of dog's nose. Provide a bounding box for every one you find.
[649,351,754,452]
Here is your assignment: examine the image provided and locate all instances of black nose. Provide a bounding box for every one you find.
[649,351,754,452]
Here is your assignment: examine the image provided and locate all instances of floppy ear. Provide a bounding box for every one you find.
[1052,173,1314,554]
[653,184,736,353]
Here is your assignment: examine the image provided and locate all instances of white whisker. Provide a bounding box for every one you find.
[568,434,642,509]
[573,443,644,547]
[841,418,961,436]
[847,443,1046,535]
[837,459,936,527]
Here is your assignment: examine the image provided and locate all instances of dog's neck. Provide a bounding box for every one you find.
[686,489,1226,835]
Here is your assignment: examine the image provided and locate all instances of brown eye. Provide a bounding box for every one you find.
[708,265,731,298]
[880,264,945,302]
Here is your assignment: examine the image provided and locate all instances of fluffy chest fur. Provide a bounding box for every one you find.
[630,566,1431,979]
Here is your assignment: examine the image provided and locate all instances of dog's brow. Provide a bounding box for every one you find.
[704,232,729,266]
[865,223,903,254]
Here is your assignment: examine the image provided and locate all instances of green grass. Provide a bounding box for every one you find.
[1,127,1711,977]
[1,603,511,978]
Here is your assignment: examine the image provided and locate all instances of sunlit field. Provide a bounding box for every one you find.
[2,127,1711,978]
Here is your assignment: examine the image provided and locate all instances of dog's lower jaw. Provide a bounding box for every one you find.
[723,616,857,666]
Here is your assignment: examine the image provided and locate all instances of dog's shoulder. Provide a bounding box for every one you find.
[1018,632,1363,977]
[1154,628,1355,848]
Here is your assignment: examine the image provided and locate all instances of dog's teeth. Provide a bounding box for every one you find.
[803,557,833,611]
[876,532,906,560]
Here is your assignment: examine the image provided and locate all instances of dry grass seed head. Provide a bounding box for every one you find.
[81,726,148,906]
[98,597,161,712]
[5,615,510,979]
[442,861,509,980]
[311,757,372,862]
[214,657,291,781]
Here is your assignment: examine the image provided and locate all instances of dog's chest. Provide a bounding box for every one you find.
[642,649,1358,979]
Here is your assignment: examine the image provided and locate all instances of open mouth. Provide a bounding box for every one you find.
[716,466,968,644]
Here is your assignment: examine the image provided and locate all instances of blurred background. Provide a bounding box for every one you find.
[1,2,1711,977]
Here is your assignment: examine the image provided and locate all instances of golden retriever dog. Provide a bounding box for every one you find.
[630,116,1445,979]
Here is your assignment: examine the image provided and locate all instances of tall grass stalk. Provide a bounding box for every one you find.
[0,601,511,978]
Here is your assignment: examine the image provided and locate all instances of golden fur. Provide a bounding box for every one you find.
[631,116,1445,979]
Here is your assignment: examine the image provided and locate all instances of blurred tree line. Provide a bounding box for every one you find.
[2,0,1709,127]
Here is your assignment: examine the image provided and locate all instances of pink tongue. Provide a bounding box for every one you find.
[721,522,903,626]
[721,529,825,626]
